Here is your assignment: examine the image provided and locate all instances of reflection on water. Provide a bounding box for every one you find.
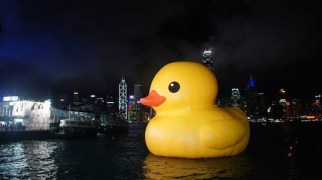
[0,141,58,179]
[1,123,322,179]
[1,140,251,179]
[0,124,148,179]
[143,153,250,179]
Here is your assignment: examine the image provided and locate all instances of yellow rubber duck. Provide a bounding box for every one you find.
[140,61,250,158]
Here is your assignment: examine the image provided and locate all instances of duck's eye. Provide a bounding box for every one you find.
[168,81,180,93]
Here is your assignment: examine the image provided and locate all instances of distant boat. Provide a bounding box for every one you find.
[57,118,98,139]
[98,113,129,134]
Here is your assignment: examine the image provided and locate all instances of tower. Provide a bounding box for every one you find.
[278,88,290,120]
[134,84,142,111]
[244,75,258,117]
[202,49,214,71]
[231,88,241,107]
[134,84,142,101]
[118,77,128,119]
[72,91,81,106]
[134,84,143,122]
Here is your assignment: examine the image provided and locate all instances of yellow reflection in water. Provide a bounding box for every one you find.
[143,153,250,179]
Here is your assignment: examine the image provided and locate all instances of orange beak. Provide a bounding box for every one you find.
[140,90,166,107]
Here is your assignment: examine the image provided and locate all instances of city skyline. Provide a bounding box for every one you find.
[1,1,321,100]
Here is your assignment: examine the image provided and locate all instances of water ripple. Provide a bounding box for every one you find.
[0,141,59,179]
[1,124,322,179]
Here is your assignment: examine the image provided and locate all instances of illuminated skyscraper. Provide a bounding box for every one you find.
[134,84,142,102]
[128,95,136,122]
[312,94,322,118]
[134,84,143,122]
[202,49,214,71]
[244,75,258,116]
[246,75,255,89]
[231,88,241,107]
[72,91,81,105]
[118,77,127,119]
[278,88,290,120]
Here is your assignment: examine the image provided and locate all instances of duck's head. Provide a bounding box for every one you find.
[140,61,218,112]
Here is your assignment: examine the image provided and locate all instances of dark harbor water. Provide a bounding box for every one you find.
[1,122,322,179]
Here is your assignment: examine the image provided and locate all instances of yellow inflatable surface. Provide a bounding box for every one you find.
[140,61,250,158]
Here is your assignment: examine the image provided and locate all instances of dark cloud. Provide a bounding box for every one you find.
[0,0,321,100]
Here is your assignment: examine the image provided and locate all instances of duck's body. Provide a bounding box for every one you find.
[141,61,250,158]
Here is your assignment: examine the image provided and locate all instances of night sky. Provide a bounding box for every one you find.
[0,0,321,101]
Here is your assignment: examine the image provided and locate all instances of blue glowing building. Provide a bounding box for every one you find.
[244,75,258,117]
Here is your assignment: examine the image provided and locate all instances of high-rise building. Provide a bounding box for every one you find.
[244,75,258,117]
[105,95,115,113]
[202,49,214,71]
[128,95,136,122]
[134,84,142,111]
[134,84,142,103]
[257,92,268,119]
[118,77,127,119]
[73,91,80,104]
[134,84,143,122]
[290,98,305,118]
[231,88,241,107]
[312,94,321,118]
[58,94,69,109]
[278,88,291,120]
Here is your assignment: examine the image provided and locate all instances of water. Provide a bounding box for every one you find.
[1,123,322,179]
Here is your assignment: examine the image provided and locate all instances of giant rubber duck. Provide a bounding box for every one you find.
[140,61,250,158]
